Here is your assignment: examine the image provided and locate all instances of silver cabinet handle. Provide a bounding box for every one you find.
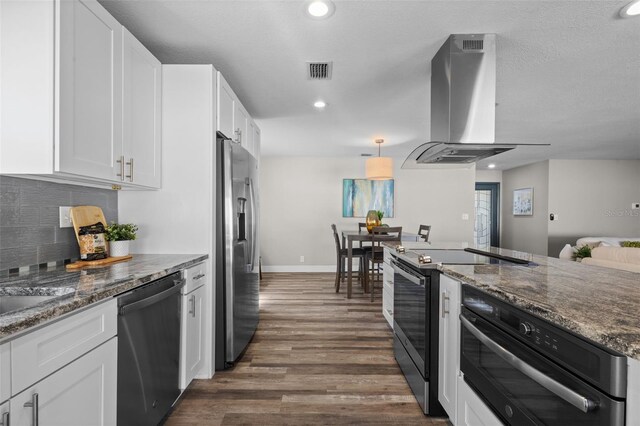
[234,128,242,144]
[441,292,450,318]
[460,314,598,413]
[125,158,134,182]
[116,155,125,181]
[0,411,9,426]
[189,294,196,317]
[23,393,38,426]
[193,273,206,281]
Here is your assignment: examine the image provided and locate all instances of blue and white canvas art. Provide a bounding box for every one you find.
[342,179,394,218]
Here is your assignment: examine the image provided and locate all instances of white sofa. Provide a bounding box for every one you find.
[581,246,640,273]
[576,237,640,248]
[575,237,640,273]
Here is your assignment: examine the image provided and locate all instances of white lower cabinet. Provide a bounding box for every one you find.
[456,375,503,426]
[10,338,117,426]
[0,401,8,426]
[180,263,207,390]
[438,274,461,423]
[0,343,9,405]
[381,248,394,328]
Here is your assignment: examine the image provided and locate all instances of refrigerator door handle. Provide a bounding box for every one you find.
[247,177,257,269]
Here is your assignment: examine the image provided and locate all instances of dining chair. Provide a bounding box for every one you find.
[357,222,373,249]
[331,224,367,293]
[418,224,431,242]
[366,226,402,302]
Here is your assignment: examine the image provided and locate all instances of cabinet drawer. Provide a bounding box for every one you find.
[182,261,207,294]
[0,343,8,404]
[11,299,117,395]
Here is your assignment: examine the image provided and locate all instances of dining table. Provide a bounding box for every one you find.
[341,229,421,298]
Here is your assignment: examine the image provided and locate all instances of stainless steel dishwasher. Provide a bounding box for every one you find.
[117,271,185,426]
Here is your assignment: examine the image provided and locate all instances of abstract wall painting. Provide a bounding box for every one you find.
[342,179,394,218]
[513,187,533,216]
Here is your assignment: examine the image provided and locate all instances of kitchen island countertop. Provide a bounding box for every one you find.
[387,242,640,360]
[0,254,208,340]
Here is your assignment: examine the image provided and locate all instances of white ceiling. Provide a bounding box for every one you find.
[100,0,640,170]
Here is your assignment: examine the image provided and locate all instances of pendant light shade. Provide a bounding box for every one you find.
[365,157,393,180]
[365,139,393,180]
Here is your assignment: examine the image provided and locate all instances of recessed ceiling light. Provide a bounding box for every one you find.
[488,164,496,169]
[620,0,640,17]
[306,1,335,19]
[313,100,326,109]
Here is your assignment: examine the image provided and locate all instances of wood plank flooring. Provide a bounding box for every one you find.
[166,273,449,425]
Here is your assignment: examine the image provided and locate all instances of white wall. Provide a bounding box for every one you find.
[547,159,640,256]
[502,161,549,256]
[260,157,475,270]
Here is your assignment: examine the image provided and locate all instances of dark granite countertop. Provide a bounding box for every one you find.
[0,254,208,340]
[385,242,640,360]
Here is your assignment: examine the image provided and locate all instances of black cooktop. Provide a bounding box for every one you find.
[394,248,533,269]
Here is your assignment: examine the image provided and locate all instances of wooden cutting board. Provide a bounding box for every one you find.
[66,255,133,270]
[69,206,108,245]
[66,206,133,270]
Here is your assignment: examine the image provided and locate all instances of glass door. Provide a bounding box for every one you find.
[475,183,500,249]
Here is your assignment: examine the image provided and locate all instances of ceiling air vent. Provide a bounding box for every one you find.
[307,62,333,80]
[462,39,484,51]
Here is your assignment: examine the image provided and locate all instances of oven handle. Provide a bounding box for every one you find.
[460,314,598,413]
[391,260,425,286]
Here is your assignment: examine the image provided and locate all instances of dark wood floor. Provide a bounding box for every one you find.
[166,272,449,425]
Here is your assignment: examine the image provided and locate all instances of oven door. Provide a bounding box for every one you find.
[392,259,428,377]
[460,308,626,426]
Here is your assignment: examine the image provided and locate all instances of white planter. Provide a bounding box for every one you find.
[109,240,130,257]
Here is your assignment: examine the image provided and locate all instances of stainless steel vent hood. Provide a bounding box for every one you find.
[404,34,519,167]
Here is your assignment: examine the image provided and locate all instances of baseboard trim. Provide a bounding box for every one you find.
[262,265,336,273]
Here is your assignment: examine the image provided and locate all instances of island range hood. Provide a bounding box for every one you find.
[404,34,526,167]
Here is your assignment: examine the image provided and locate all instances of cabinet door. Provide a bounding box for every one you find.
[456,376,504,426]
[0,401,8,426]
[253,124,261,160]
[217,73,235,139]
[11,338,117,426]
[247,120,256,157]
[180,286,206,390]
[122,28,162,188]
[57,0,122,181]
[234,102,249,150]
[438,274,461,422]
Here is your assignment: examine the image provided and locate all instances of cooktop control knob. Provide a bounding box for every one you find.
[519,322,532,336]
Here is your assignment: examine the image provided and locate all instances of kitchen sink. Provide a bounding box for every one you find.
[0,295,59,315]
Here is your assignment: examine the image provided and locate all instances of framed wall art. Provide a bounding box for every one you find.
[513,187,533,216]
[342,179,394,218]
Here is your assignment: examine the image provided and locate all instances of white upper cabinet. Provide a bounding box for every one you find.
[57,0,123,180]
[122,28,162,188]
[0,0,162,189]
[216,71,261,160]
[217,73,235,140]
[234,102,249,150]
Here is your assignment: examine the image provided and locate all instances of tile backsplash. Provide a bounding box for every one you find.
[0,176,118,271]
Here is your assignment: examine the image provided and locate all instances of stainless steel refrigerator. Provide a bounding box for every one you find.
[215,136,260,370]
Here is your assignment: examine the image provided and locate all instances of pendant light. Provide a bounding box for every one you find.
[365,139,393,180]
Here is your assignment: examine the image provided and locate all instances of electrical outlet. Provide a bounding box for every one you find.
[59,206,73,228]
[632,203,640,210]
[299,256,305,263]
[461,213,469,221]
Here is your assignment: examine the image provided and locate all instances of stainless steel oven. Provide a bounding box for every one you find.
[392,257,444,416]
[460,285,627,425]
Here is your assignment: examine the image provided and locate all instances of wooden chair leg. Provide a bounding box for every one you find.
[335,255,341,292]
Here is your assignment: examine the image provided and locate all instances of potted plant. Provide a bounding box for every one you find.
[105,222,138,257]
[573,244,592,261]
